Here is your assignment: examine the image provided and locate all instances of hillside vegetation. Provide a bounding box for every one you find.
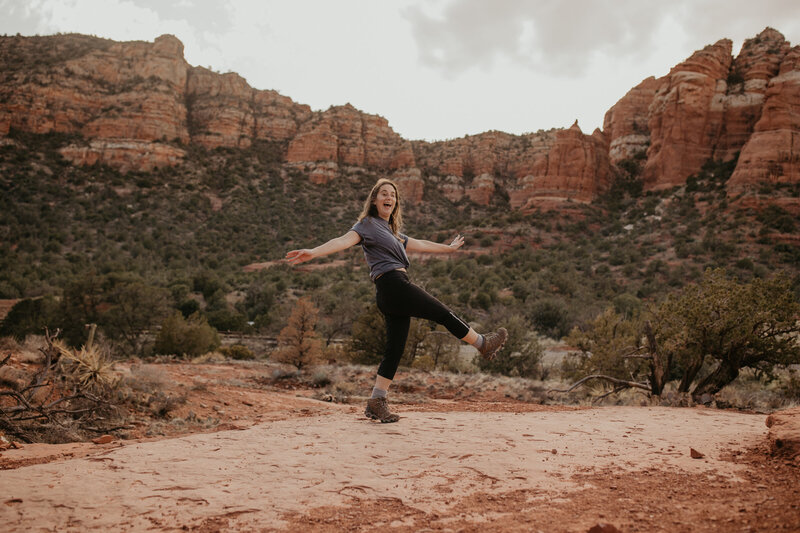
[1,131,799,438]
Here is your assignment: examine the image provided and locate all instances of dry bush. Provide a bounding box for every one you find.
[713,368,799,411]
[122,364,169,393]
[411,354,435,371]
[55,339,119,393]
[218,344,255,360]
[192,351,227,364]
[112,364,186,421]
[0,329,128,443]
[781,368,800,404]
[311,369,332,388]
[0,336,20,352]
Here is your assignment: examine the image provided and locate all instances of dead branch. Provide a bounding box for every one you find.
[593,385,628,403]
[549,374,651,396]
[0,329,111,441]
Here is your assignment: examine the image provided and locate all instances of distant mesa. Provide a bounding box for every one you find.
[0,27,798,210]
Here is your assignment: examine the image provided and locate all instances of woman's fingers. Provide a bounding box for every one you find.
[285,249,311,264]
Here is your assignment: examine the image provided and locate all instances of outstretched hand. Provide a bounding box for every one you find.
[449,234,465,250]
[285,249,314,265]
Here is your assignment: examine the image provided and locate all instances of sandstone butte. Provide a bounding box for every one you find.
[0,28,798,210]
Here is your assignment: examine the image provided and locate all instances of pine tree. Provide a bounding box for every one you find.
[274,298,322,370]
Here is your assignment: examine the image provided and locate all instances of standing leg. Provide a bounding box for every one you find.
[366,313,408,423]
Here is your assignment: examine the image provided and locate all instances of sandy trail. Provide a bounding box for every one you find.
[0,405,768,531]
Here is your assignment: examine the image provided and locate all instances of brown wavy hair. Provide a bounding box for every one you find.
[357,178,403,236]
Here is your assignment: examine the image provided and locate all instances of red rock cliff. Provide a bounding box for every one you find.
[604,27,798,194]
[643,39,733,190]
[0,34,190,171]
[187,67,312,149]
[729,43,800,189]
[603,77,659,163]
[2,30,798,207]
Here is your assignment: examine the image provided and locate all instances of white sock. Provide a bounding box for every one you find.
[370,387,387,399]
[473,334,485,350]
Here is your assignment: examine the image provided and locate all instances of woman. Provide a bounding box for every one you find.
[286,178,507,423]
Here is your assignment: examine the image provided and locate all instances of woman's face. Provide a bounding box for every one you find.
[373,184,397,221]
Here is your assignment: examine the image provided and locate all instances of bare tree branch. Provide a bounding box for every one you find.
[593,385,629,404]
[549,374,651,395]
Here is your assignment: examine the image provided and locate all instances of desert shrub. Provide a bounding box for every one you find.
[411,354,435,371]
[148,390,187,418]
[562,309,646,383]
[154,312,220,358]
[475,313,543,378]
[311,369,331,388]
[757,204,796,233]
[0,296,59,340]
[780,368,800,402]
[178,298,200,317]
[219,344,255,360]
[51,324,119,394]
[348,305,386,365]
[529,298,572,339]
[612,293,642,319]
[206,308,248,332]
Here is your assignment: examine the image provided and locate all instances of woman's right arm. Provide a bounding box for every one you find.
[285,230,361,265]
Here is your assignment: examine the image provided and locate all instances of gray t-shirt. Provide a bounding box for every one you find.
[350,216,410,281]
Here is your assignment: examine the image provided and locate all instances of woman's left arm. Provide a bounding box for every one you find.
[406,234,464,253]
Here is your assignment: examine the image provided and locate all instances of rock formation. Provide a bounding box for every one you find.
[729,43,800,189]
[642,39,734,190]
[187,67,312,149]
[0,34,190,170]
[603,27,798,194]
[714,28,791,162]
[603,77,659,164]
[285,103,415,173]
[1,28,798,208]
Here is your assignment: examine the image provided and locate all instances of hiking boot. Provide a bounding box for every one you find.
[478,327,508,361]
[365,397,400,423]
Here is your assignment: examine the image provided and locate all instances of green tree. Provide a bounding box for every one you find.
[422,326,460,370]
[557,269,800,402]
[100,275,171,353]
[314,282,364,346]
[58,273,106,347]
[563,309,646,382]
[348,305,387,365]
[656,268,800,398]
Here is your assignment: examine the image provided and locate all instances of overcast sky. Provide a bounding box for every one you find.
[2,0,799,141]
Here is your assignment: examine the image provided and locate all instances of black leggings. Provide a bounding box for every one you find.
[374,270,470,380]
